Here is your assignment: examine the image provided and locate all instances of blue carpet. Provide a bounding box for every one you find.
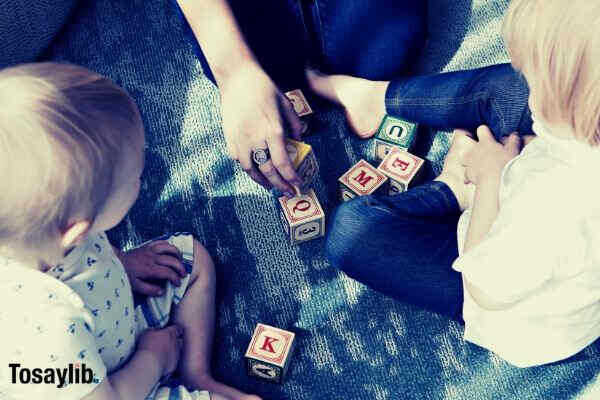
[42,1,600,399]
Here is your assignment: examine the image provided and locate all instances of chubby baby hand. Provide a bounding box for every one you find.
[118,240,187,296]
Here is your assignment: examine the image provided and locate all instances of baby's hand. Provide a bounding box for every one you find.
[137,325,184,377]
[118,241,188,296]
[463,126,521,185]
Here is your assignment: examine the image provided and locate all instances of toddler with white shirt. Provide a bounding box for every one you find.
[323,0,600,368]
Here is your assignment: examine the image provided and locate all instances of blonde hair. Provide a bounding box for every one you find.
[503,0,600,145]
[0,62,143,261]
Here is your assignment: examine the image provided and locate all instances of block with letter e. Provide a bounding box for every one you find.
[278,189,325,244]
[338,159,388,202]
[377,148,424,195]
[285,138,319,194]
[373,115,418,162]
[245,323,296,383]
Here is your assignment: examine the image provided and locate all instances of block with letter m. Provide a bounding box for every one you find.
[338,159,388,202]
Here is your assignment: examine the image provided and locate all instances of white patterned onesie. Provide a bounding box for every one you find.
[0,232,209,400]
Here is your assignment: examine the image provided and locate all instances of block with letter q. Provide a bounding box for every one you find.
[278,189,325,245]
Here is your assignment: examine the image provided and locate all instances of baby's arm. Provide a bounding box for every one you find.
[83,325,183,400]
[111,241,187,297]
[82,350,161,400]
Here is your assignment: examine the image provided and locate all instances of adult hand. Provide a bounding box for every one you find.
[117,241,188,297]
[219,63,305,196]
[137,325,184,377]
[463,125,521,185]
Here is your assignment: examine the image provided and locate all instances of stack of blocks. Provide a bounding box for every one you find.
[338,114,424,201]
[373,115,418,162]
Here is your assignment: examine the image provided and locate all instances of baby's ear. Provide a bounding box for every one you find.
[61,220,92,249]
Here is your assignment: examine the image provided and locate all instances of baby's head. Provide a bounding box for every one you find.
[0,62,145,265]
[504,0,600,145]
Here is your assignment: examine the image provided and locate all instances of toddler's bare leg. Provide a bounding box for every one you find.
[172,240,261,400]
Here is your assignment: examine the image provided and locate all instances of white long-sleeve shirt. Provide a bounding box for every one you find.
[453,118,600,367]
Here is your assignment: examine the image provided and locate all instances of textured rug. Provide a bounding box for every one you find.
[41,1,600,399]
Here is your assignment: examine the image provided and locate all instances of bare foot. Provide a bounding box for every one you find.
[435,129,477,211]
[306,68,388,138]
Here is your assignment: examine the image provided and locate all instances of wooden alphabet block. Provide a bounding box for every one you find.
[278,189,325,244]
[338,159,388,202]
[285,89,313,117]
[377,148,424,195]
[285,138,319,194]
[373,115,418,162]
[245,323,296,383]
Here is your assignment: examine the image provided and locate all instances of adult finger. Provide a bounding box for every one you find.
[238,145,272,189]
[258,158,296,196]
[133,279,164,297]
[265,133,302,188]
[280,95,306,140]
[476,125,496,143]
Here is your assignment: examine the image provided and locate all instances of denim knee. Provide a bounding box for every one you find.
[325,196,388,272]
[473,64,532,137]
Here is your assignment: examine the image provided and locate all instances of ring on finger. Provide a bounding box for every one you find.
[251,147,270,166]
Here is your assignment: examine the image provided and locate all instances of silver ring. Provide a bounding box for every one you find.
[252,148,270,165]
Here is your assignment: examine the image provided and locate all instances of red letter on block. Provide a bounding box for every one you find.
[352,171,374,187]
[292,200,311,214]
[391,158,409,171]
[260,336,279,353]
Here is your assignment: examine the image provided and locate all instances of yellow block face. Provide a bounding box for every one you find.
[285,138,312,169]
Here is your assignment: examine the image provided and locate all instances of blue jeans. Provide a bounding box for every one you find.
[325,182,465,323]
[386,63,533,139]
[174,0,428,89]
[325,65,534,322]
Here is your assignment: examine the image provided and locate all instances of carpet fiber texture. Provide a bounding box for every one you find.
[41,1,600,399]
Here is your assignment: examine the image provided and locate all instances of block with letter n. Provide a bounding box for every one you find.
[338,159,388,202]
[284,89,313,117]
[284,89,314,137]
[245,323,296,383]
[377,148,424,195]
[285,138,319,194]
[278,189,325,245]
[373,115,418,162]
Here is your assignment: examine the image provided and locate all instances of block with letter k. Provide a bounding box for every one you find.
[245,323,296,383]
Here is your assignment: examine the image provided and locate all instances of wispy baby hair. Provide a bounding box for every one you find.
[0,62,143,258]
[503,0,600,145]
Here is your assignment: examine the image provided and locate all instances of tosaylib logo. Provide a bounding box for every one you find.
[9,363,94,388]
